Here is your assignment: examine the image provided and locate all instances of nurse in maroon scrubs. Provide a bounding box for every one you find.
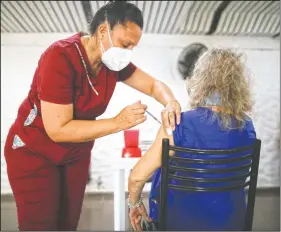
[4,1,181,231]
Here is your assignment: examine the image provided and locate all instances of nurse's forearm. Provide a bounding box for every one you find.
[151,80,177,106]
[52,118,120,143]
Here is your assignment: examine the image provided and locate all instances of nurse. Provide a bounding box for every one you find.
[4,1,181,231]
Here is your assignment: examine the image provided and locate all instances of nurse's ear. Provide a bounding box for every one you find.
[97,23,111,50]
[97,24,107,40]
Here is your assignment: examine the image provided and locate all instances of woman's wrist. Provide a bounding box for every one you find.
[128,194,143,208]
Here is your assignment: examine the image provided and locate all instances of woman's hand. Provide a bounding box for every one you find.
[161,100,181,131]
[114,100,147,131]
[129,203,152,231]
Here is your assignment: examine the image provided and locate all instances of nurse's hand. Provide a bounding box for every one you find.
[161,100,181,131]
[114,100,147,131]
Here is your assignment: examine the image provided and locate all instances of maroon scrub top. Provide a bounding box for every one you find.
[10,33,136,165]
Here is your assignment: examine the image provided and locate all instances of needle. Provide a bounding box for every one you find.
[145,110,161,124]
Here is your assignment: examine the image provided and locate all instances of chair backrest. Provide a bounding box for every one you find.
[159,138,261,231]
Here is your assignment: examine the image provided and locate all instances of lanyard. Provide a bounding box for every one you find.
[74,43,99,96]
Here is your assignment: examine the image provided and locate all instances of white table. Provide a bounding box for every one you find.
[113,157,151,231]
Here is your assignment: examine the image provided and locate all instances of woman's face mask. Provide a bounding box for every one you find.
[100,26,133,71]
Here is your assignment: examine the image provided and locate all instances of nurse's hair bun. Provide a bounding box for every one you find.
[115,1,127,7]
[90,0,143,34]
[107,1,126,5]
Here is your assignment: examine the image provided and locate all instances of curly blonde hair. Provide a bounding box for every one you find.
[187,48,253,130]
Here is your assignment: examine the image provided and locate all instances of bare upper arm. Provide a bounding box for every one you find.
[130,126,174,183]
[41,101,73,141]
[122,68,155,96]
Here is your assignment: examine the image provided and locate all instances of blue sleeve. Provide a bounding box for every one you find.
[172,111,196,148]
[246,120,256,139]
[172,113,184,146]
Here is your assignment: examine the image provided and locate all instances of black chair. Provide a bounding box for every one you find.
[159,138,261,231]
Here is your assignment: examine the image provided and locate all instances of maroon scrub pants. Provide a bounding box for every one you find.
[4,135,91,231]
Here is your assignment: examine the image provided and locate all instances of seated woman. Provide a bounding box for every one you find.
[128,48,256,231]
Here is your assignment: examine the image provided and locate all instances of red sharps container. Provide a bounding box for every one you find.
[122,129,142,158]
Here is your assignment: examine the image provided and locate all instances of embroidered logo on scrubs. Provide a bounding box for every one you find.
[24,104,37,126]
[12,135,25,149]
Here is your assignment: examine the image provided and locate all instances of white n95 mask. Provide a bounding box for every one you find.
[100,26,133,71]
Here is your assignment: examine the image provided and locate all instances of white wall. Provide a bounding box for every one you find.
[1,33,280,194]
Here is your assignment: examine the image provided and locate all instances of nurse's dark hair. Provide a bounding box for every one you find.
[90,1,143,35]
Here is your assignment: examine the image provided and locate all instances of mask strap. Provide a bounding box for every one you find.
[106,21,114,47]
[100,21,114,54]
[100,40,105,53]
[204,91,222,106]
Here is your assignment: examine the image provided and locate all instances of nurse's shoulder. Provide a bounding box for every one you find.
[38,33,81,67]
